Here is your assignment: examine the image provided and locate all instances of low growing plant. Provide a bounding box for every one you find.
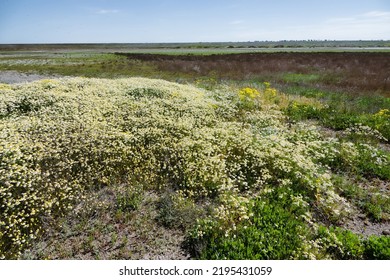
[1,77,388,259]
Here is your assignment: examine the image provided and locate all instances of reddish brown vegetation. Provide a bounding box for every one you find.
[117,52,390,95]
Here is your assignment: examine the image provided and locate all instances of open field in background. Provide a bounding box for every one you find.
[1,40,390,51]
[1,44,389,94]
[116,52,390,95]
[0,43,389,259]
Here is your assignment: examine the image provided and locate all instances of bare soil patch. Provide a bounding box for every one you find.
[0,70,60,84]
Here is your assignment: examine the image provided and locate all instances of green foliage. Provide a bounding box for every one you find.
[321,111,359,131]
[332,175,390,222]
[285,102,322,121]
[316,226,364,259]
[316,226,390,260]
[364,191,390,222]
[187,187,311,260]
[335,229,365,259]
[156,191,204,230]
[156,193,177,228]
[283,73,322,84]
[283,91,390,143]
[115,186,143,212]
[354,144,390,180]
[364,235,390,259]
[328,142,390,181]
[282,86,325,99]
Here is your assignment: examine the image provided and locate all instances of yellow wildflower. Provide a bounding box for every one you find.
[375,109,390,117]
[238,87,260,100]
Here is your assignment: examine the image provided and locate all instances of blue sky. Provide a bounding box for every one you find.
[0,0,389,43]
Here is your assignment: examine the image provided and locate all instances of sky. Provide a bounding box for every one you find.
[0,0,389,43]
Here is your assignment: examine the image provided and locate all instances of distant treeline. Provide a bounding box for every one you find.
[1,40,390,51]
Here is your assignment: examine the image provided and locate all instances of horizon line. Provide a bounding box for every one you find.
[1,39,390,45]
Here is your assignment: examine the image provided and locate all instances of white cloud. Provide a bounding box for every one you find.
[326,17,356,23]
[230,20,243,25]
[326,10,390,24]
[319,10,390,39]
[95,9,119,15]
[362,11,390,18]
[235,10,390,40]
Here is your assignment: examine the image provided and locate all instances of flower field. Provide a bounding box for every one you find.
[0,77,389,259]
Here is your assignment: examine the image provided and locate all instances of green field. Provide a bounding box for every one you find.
[0,44,389,259]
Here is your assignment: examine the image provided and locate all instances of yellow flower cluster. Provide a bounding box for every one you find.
[263,81,277,97]
[238,87,260,101]
[265,87,277,97]
[375,109,390,118]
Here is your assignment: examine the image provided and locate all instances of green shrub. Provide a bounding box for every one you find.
[283,96,389,144]
[115,186,143,212]
[354,144,390,180]
[156,191,204,230]
[364,191,390,222]
[364,235,390,259]
[187,188,312,260]
[156,193,177,228]
[284,102,322,121]
[335,229,365,259]
[316,226,390,260]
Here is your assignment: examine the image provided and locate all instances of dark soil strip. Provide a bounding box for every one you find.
[117,52,390,94]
